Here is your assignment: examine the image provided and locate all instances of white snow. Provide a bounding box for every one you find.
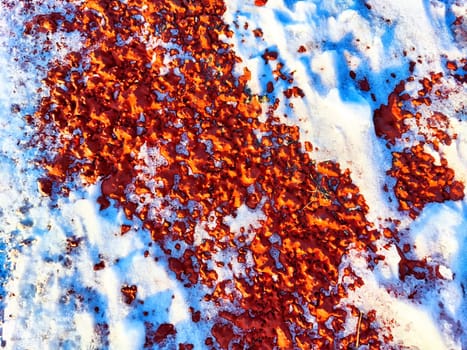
[223,203,266,236]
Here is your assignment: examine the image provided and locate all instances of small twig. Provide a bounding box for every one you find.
[356,310,363,349]
[301,187,331,211]
[302,199,313,210]
[300,174,332,211]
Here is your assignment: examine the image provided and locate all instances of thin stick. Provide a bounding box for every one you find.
[356,310,363,348]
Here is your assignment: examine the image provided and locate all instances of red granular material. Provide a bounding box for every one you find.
[373,81,412,145]
[144,323,177,348]
[389,144,464,218]
[374,66,465,218]
[254,0,268,6]
[121,284,137,305]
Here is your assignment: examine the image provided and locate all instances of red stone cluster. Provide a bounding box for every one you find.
[374,64,465,218]
[389,144,464,217]
[121,285,138,305]
[145,322,177,348]
[372,61,466,295]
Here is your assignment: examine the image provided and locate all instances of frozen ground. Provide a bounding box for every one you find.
[0,0,466,349]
